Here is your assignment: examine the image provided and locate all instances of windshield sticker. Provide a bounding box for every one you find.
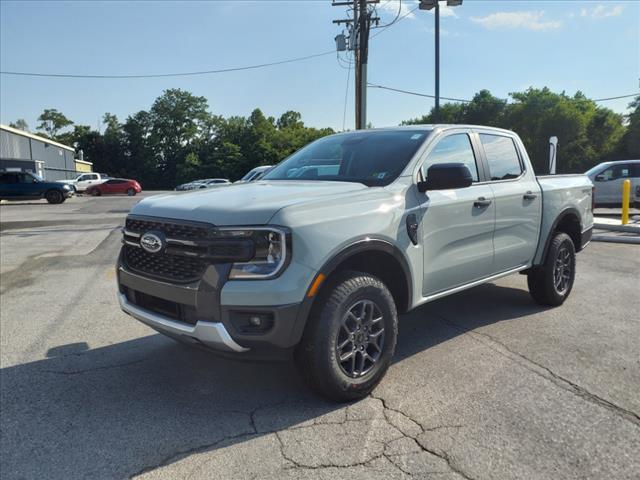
[410,134,423,140]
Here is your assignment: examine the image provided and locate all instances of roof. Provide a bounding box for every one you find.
[0,123,76,152]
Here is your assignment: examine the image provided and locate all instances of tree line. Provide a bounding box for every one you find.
[9,87,639,188]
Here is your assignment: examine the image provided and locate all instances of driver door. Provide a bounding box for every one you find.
[417,132,496,296]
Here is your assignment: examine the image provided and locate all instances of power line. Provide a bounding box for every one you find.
[0,51,335,79]
[368,82,640,104]
[371,5,418,38]
[367,82,471,102]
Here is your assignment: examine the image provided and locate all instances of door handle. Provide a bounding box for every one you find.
[474,197,492,208]
[523,191,538,200]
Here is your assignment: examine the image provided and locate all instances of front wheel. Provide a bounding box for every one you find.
[527,232,576,306]
[45,190,64,204]
[126,188,136,196]
[91,189,101,196]
[296,271,398,402]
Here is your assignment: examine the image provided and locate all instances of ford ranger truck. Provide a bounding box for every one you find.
[117,125,594,401]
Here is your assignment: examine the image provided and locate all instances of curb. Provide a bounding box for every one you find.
[593,223,640,233]
[592,235,640,245]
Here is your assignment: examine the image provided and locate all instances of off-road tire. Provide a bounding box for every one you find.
[296,270,398,402]
[45,190,64,204]
[527,232,576,306]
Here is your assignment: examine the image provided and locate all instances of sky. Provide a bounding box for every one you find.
[0,0,638,133]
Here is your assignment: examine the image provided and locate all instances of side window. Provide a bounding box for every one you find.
[90,174,99,180]
[0,173,15,184]
[480,134,523,181]
[17,173,34,184]
[422,134,479,182]
[599,165,630,181]
[79,174,91,181]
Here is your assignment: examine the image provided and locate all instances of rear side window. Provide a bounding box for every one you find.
[0,173,16,184]
[480,134,523,181]
[422,134,479,182]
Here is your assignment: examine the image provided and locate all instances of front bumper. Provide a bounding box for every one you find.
[117,253,311,352]
[118,292,248,352]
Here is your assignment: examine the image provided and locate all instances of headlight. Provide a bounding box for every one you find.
[224,227,290,279]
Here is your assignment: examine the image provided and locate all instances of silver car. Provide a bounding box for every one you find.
[586,160,640,208]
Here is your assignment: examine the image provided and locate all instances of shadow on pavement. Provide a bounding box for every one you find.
[0,282,547,478]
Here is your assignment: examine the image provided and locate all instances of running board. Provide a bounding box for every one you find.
[415,265,528,307]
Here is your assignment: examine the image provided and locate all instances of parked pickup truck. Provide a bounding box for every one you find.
[58,172,111,192]
[117,125,594,401]
[0,171,74,204]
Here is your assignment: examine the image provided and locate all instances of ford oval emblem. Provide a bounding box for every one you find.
[140,231,165,254]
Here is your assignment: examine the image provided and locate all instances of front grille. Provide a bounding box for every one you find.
[125,288,197,325]
[124,244,206,283]
[122,215,255,282]
[126,217,210,239]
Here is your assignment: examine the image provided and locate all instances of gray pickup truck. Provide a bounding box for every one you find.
[117,125,594,401]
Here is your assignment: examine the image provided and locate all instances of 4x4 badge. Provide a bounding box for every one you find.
[140,231,165,254]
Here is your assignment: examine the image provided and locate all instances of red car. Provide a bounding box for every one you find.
[86,178,142,196]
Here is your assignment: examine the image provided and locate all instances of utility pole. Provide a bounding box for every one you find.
[332,0,379,130]
[434,0,440,122]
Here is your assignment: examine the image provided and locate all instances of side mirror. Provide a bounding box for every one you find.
[595,174,606,182]
[417,163,473,193]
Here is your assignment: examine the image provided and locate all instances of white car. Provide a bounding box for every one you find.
[235,166,273,183]
[193,178,231,189]
[58,172,111,192]
[586,160,640,208]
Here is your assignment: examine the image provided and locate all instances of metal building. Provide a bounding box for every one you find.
[0,124,93,180]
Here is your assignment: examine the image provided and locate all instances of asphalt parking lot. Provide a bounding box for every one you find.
[1,194,638,479]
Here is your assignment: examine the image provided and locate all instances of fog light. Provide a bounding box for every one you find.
[230,311,275,335]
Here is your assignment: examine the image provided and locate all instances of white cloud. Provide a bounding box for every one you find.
[378,0,417,20]
[470,11,562,32]
[580,4,625,19]
[377,1,458,21]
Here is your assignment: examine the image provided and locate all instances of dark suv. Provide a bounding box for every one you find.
[0,171,74,204]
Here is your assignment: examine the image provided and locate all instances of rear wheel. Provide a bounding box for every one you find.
[126,188,136,196]
[296,271,398,402]
[45,190,64,204]
[91,189,101,196]
[527,232,576,306]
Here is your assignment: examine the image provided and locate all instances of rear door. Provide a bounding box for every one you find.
[477,132,541,272]
[417,131,496,296]
[0,173,19,198]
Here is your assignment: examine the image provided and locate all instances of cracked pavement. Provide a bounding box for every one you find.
[1,195,639,479]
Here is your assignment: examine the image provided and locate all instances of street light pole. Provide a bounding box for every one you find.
[419,0,462,124]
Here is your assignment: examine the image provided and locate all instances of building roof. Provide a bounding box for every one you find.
[0,123,76,152]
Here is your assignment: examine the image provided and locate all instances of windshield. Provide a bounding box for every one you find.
[262,130,430,186]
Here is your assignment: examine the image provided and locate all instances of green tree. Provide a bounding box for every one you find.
[9,119,28,131]
[148,89,210,185]
[37,109,73,138]
[617,96,640,159]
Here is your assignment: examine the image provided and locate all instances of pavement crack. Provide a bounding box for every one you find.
[371,393,476,480]
[42,358,146,375]
[437,314,640,427]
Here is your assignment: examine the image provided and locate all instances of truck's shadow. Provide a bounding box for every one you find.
[0,283,547,478]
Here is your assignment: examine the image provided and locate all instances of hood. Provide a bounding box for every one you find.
[57,179,75,184]
[130,180,368,225]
